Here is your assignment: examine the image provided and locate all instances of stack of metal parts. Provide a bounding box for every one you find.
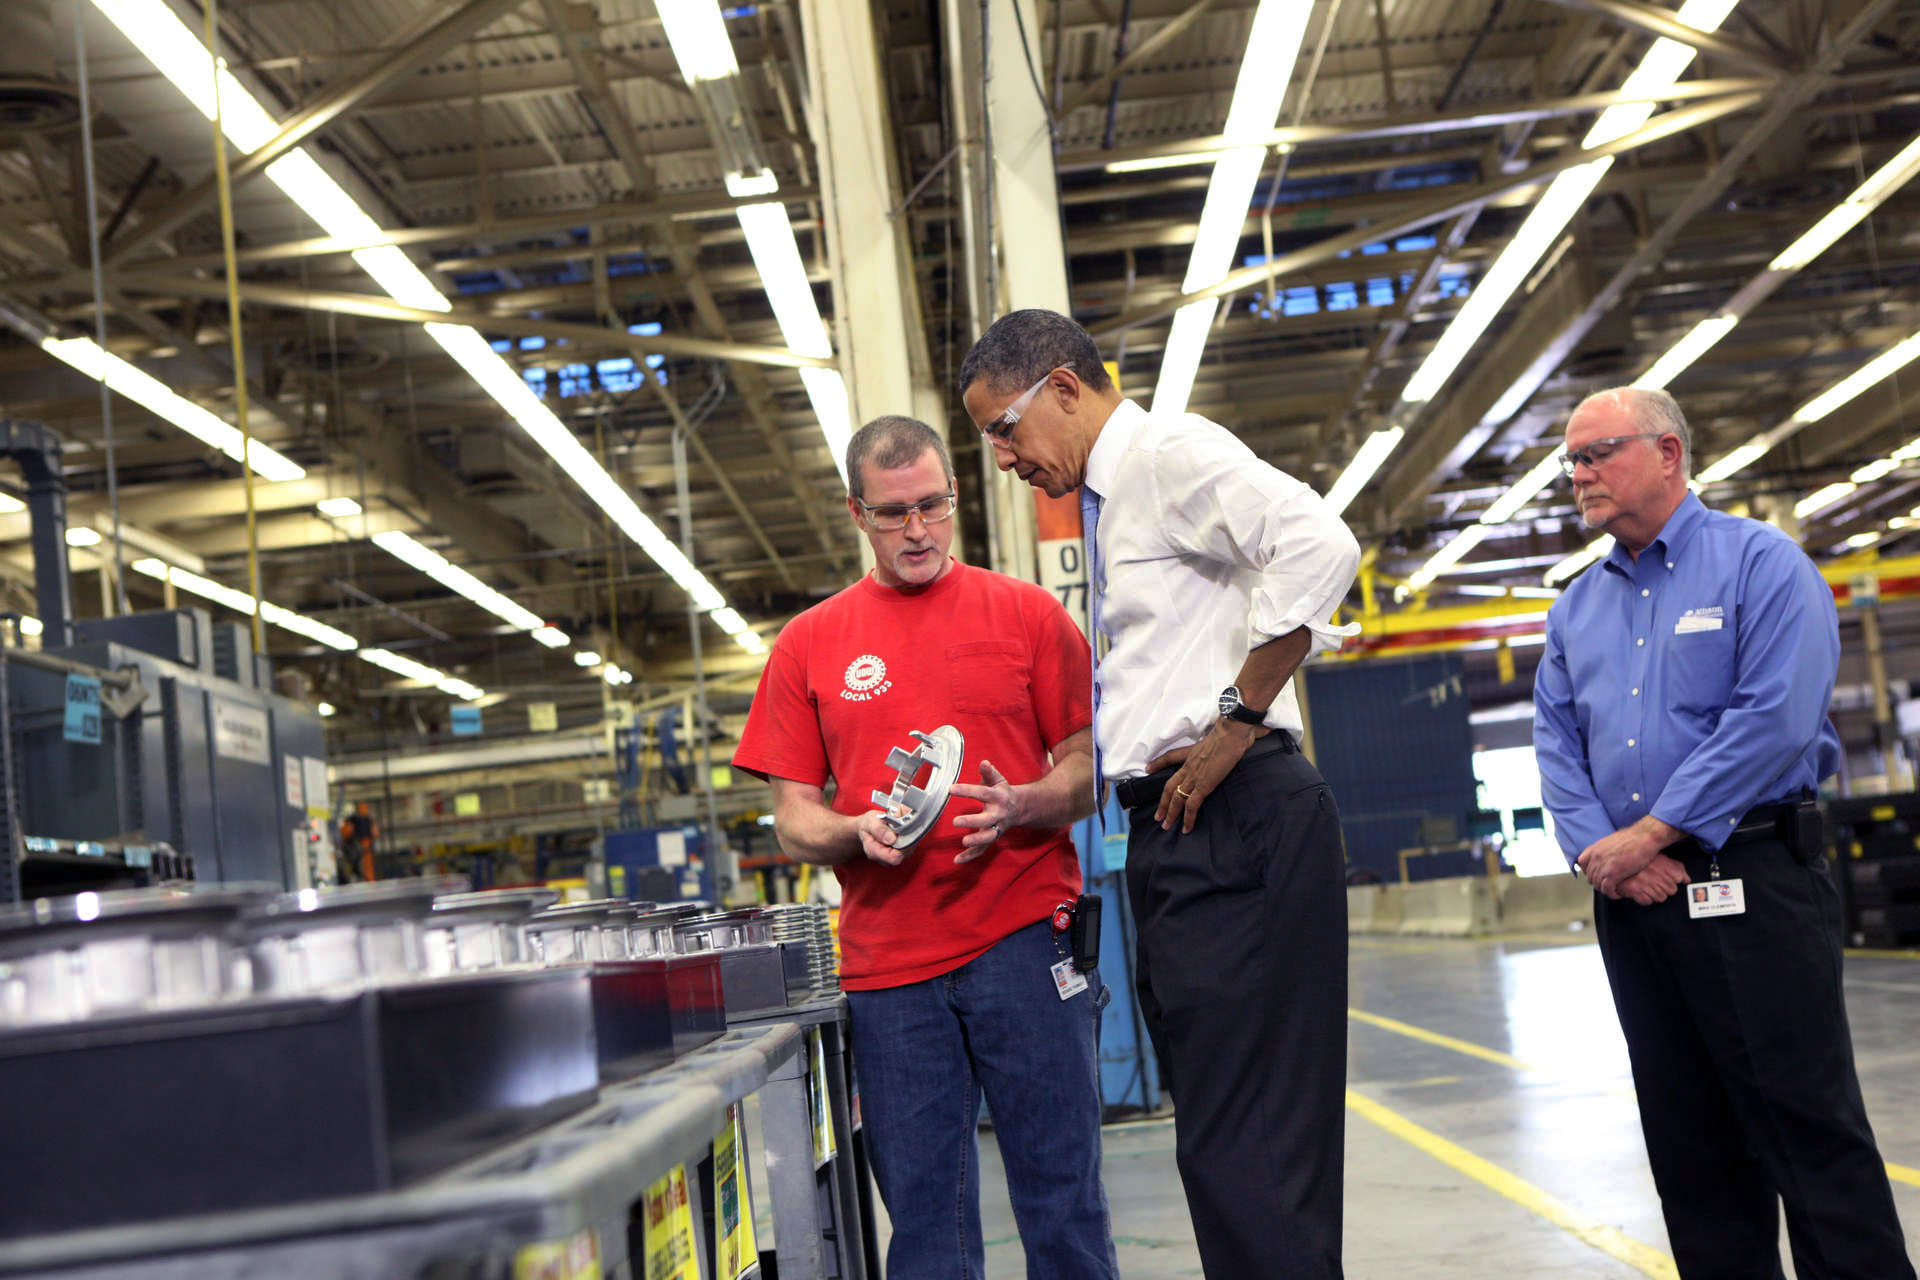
[767,902,840,1000]
[0,879,746,1245]
[672,906,789,1017]
[0,879,600,1241]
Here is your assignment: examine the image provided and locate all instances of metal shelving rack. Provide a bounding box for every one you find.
[0,1019,864,1279]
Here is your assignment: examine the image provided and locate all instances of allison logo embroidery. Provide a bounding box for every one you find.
[842,654,892,702]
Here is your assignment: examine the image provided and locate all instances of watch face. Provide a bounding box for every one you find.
[1218,686,1239,718]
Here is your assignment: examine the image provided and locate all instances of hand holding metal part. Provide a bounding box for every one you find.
[867,725,966,857]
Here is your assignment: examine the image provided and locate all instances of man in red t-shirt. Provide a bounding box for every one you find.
[733,416,1117,1279]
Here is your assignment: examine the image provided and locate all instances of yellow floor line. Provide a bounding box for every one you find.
[1847,947,1920,961]
[1352,1009,1919,1192]
[1346,1088,1678,1279]
[1348,1007,1535,1071]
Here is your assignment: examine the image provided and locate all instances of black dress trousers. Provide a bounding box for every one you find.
[1593,837,1914,1280]
[1124,741,1348,1280]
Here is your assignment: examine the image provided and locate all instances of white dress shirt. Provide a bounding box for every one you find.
[1084,399,1361,779]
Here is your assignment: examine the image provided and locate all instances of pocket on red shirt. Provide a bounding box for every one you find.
[946,641,1031,716]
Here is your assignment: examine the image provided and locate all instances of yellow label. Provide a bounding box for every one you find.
[609,865,627,897]
[1873,805,1897,821]
[640,1166,698,1280]
[513,1229,599,1280]
[713,1105,760,1280]
[455,792,481,817]
[809,1028,837,1168]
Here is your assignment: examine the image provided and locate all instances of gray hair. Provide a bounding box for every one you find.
[1573,387,1692,475]
[845,415,955,502]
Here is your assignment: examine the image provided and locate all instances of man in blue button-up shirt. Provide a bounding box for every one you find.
[1535,387,1912,1279]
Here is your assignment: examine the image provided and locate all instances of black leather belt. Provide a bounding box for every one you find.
[1675,798,1820,858]
[1113,731,1297,812]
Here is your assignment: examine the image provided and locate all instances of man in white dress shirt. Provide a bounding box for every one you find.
[959,309,1361,1279]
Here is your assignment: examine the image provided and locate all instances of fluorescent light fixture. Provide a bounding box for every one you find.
[710,607,749,636]
[1389,0,1741,481]
[531,626,569,648]
[1106,152,1224,175]
[1794,482,1857,519]
[425,321,724,611]
[316,497,363,518]
[371,529,553,636]
[93,0,768,649]
[1407,524,1493,589]
[130,557,357,650]
[1633,314,1739,390]
[1481,451,1567,526]
[647,6,853,475]
[1793,331,1920,425]
[316,701,336,717]
[355,645,483,701]
[602,663,632,687]
[724,167,779,199]
[1150,0,1315,413]
[1772,135,1920,271]
[65,527,102,547]
[91,0,277,148]
[1153,300,1217,414]
[574,650,602,667]
[735,630,766,654]
[1451,584,1562,599]
[654,0,740,82]
[19,617,43,637]
[1323,426,1404,516]
[1624,130,1920,394]
[1852,458,1899,484]
[732,200,853,472]
[0,495,24,515]
[1695,439,1769,484]
[41,336,305,482]
[1844,531,1883,549]
[1544,536,1615,586]
[731,203,821,318]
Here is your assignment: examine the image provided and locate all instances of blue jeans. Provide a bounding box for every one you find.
[846,917,1119,1280]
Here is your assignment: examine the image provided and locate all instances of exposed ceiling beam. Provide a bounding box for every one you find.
[116,275,832,369]
[1088,87,1764,338]
[103,0,536,266]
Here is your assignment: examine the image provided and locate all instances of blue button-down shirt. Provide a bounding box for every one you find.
[1533,493,1841,864]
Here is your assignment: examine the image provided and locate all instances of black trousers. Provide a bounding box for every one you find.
[1594,838,1914,1280]
[1123,742,1347,1279]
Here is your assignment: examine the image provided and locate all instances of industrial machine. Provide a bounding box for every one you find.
[0,420,326,903]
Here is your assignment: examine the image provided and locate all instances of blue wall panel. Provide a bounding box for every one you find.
[1304,654,1480,880]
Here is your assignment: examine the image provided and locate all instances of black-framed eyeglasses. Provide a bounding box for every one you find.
[980,369,1063,443]
[1557,432,1665,478]
[855,493,958,531]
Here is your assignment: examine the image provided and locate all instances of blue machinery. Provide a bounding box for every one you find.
[0,420,326,903]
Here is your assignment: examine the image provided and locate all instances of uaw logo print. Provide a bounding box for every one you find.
[841,654,893,702]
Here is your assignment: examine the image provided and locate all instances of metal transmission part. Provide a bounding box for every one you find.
[870,726,967,848]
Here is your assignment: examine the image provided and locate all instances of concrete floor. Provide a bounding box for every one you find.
[917,932,1920,1278]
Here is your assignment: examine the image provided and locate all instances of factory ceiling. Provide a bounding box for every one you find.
[0,0,1916,746]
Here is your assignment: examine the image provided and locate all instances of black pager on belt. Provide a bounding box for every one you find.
[1070,893,1101,973]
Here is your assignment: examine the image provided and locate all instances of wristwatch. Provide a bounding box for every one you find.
[1217,685,1268,726]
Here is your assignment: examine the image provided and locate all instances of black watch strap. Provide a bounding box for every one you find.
[1218,685,1268,726]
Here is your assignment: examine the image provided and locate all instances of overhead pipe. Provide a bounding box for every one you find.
[0,419,74,648]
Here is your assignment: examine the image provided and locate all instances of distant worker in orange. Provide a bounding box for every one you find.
[339,801,379,881]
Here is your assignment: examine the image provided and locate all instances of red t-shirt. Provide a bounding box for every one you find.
[732,560,1091,989]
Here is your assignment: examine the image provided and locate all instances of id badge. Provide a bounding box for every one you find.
[1051,957,1089,1000]
[1687,878,1746,919]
